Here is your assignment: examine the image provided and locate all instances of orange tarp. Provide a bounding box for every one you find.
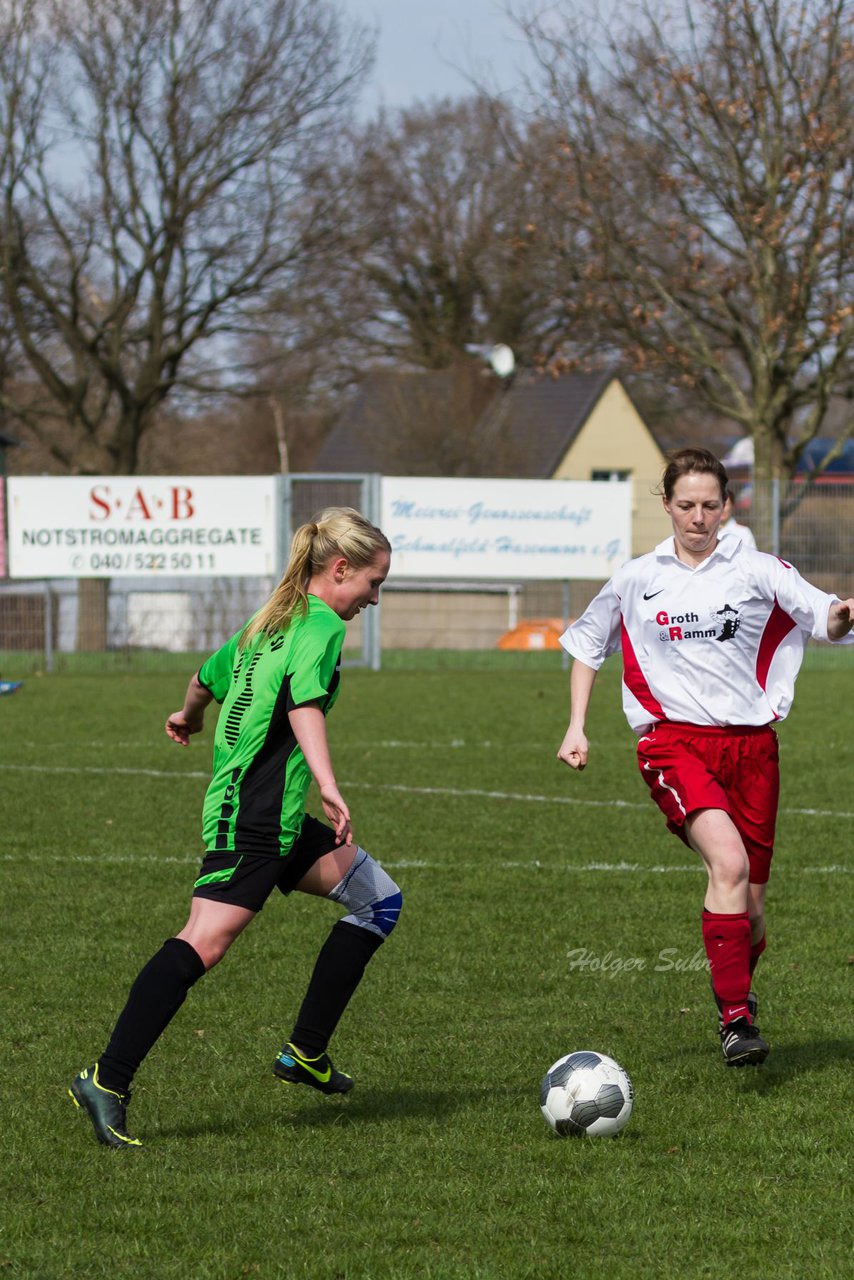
[496,618,568,651]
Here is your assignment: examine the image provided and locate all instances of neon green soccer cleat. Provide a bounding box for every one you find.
[273,1042,354,1095]
[69,1064,142,1148]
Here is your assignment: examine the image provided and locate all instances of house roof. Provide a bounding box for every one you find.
[311,366,628,477]
[311,369,473,474]
[486,368,619,477]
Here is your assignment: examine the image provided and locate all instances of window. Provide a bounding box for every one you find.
[591,469,631,481]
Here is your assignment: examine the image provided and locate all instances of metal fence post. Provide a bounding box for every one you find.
[276,473,293,578]
[365,472,382,671]
[772,477,781,557]
[44,581,54,673]
[561,580,571,670]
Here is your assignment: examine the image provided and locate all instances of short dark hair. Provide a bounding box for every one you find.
[659,448,728,502]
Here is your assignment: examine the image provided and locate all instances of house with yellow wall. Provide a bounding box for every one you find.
[315,367,670,557]
[542,373,671,555]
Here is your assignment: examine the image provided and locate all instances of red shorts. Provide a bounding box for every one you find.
[636,722,779,884]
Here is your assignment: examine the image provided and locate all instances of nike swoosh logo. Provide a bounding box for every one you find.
[282,1053,331,1084]
[643,590,664,600]
[301,1061,331,1083]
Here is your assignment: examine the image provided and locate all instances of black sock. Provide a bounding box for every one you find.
[97,938,206,1094]
[289,921,384,1057]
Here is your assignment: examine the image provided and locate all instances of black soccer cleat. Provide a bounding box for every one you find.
[712,980,758,1032]
[273,1042,354,1095]
[720,1017,770,1068]
[69,1063,142,1148]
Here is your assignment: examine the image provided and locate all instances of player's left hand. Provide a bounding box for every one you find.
[319,782,353,845]
[828,598,854,640]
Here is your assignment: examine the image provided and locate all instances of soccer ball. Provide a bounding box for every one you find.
[540,1050,634,1138]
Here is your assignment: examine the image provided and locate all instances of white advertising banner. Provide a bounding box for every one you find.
[381,477,631,580]
[6,476,277,578]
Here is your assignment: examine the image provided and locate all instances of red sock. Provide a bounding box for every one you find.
[703,909,752,1024]
[749,933,766,978]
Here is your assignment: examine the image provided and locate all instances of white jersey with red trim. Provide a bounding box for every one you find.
[560,533,852,734]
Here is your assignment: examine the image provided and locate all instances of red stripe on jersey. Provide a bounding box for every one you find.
[620,620,666,720]
[755,597,797,691]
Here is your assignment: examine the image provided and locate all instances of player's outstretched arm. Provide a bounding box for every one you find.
[828,598,854,640]
[165,672,213,745]
[556,659,597,772]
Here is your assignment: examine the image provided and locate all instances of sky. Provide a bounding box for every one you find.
[343,0,543,112]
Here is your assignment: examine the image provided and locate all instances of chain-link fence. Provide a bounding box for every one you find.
[2,475,852,674]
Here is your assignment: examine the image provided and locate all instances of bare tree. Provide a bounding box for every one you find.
[0,0,370,643]
[242,94,575,475]
[239,264,370,475]
[0,0,372,473]
[517,0,854,536]
[325,95,573,372]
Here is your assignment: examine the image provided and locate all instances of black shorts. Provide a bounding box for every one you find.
[191,815,339,912]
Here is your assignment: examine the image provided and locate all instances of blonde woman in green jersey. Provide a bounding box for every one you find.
[70,508,401,1148]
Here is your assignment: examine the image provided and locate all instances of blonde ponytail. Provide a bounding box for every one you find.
[240,507,390,648]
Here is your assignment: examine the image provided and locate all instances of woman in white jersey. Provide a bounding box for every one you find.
[557,448,853,1067]
[721,489,758,549]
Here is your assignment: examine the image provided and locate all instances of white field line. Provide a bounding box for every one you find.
[1,760,853,823]
[0,762,210,780]
[0,851,849,875]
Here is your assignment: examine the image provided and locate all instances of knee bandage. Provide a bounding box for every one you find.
[327,848,402,939]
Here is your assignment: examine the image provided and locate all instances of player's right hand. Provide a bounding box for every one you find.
[557,728,588,771]
[165,711,204,745]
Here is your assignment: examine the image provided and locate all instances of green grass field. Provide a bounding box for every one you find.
[1,663,852,1279]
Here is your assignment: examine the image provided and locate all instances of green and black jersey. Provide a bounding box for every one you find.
[197,595,345,857]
